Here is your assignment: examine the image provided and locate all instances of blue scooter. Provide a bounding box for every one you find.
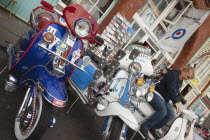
[2,1,98,139]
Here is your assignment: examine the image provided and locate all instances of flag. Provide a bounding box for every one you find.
[157,8,209,53]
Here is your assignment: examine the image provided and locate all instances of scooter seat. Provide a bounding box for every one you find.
[71,60,96,90]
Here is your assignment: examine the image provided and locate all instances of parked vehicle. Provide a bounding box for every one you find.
[3,1,98,139]
[68,43,153,105]
[95,56,198,140]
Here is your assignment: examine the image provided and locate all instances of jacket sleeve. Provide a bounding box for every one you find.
[166,71,179,104]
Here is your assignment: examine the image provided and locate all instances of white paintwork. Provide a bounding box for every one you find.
[118,54,154,76]
[185,120,196,140]
[159,118,185,140]
[94,102,139,131]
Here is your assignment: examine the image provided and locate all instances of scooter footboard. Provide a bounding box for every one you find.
[95,102,139,131]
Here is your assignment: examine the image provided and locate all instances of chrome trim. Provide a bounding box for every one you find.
[0,66,7,75]
[68,79,88,104]
[17,87,31,116]
[22,65,55,77]
[37,43,84,72]
[74,19,91,38]
[41,93,66,108]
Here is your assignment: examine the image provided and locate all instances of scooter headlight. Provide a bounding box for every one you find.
[136,86,146,97]
[146,92,154,102]
[96,97,109,111]
[74,19,91,37]
[128,62,142,74]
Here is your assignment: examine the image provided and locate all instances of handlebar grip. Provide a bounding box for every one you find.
[41,1,54,10]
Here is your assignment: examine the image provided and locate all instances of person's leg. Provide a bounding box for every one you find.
[141,93,167,131]
[151,102,174,130]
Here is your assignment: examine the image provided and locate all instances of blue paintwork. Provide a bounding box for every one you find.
[123,125,129,137]
[71,61,96,90]
[9,22,83,105]
[118,78,130,106]
[102,117,110,132]
[112,69,130,106]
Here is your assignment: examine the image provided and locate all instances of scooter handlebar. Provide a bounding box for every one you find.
[41,1,54,10]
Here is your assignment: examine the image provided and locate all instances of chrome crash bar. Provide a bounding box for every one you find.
[37,43,84,72]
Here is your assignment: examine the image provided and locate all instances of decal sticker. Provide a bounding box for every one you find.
[56,41,68,53]
[71,49,81,63]
[47,26,57,35]
[172,29,186,39]
[118,86,125,97]
[59,17,67,26]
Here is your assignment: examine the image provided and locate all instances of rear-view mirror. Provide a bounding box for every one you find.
[102,45,114,57]
[129,49,140,60]
[114,50,126,60]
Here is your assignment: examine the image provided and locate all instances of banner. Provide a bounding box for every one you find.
[157,8,209,53]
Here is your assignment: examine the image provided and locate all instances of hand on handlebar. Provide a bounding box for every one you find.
[175,103,182,114]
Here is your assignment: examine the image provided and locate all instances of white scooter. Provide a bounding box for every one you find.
[94,49,198,140]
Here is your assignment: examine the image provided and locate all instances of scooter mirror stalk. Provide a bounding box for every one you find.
[41,1,63,16]
[41,1,54,10]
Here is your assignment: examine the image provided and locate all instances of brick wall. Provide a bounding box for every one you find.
[98,0,146,34]
[171,13,210,70]
[171,0,210,70]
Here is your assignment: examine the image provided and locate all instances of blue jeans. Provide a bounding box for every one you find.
[141,92,174,131]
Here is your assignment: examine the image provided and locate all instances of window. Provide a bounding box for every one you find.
[163,0,192,28]
[195,56,208,70]
[62,0,116,23]
[153,23,166,39]
[138,0,173,28]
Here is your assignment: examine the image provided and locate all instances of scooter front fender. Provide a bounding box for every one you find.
[19,66,68,107]
[95,102,139,131]
[37,69,68,107]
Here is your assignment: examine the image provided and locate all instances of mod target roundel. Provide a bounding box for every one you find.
[172,29,186,39]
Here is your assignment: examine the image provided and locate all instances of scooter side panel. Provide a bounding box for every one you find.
[11,23,66,77]
[159,118,185,140]
[70,60,96,90]
[108,69,130,104]
[133,102,154,124]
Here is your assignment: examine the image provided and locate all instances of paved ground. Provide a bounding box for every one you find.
[0,7,142,140]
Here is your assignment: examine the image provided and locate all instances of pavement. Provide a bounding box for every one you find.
[0,6,141,140]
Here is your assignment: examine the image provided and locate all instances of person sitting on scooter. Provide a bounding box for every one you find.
[140,65,195,139]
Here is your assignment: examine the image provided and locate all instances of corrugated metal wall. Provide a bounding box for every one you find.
[0,0,59,22]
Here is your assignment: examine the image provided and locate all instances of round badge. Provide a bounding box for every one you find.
[172,29,186,39]
[82,56,91,66]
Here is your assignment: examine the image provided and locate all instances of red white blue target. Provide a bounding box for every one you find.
[172,29,186,39]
